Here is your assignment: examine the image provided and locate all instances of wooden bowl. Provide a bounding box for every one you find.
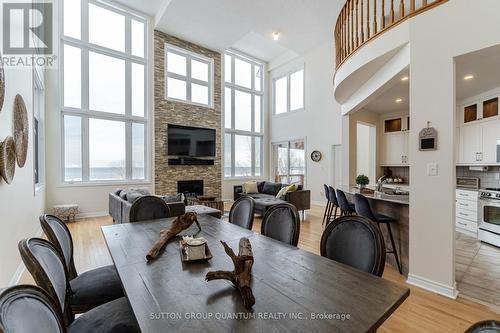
[14,94,29,168]
[0,136,16,184]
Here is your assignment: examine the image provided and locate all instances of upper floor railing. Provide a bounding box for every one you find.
[335,0,447,68]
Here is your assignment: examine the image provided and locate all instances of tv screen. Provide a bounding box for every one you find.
[167,124,216,157]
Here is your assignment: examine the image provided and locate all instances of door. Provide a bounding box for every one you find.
[481,121,500,164]
[459,124,482,164]
[382,132,406,165]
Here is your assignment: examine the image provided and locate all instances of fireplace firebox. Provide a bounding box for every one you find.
[177,180,203,197]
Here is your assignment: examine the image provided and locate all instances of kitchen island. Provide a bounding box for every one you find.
[337,185,409,276]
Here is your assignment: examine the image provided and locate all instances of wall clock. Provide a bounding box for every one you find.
[310,150,322,162]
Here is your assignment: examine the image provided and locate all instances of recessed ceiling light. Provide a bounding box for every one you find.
[464,75,474,81]
[272,32,281,41]
[395,98,403,103]
[401,76,409,81]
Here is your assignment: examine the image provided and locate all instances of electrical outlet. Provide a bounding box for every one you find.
[427,163,438,176]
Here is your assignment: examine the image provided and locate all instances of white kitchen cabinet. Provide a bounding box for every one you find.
[480,120,500,164]
[455,189,478,237]
[458,124,482,164]
[381,131,409,166]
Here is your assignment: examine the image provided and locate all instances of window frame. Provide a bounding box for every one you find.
[164,43,214,108]
[59,0,150,186]
[33,66,45,193]
[272,66,305,115]
[272,138,307,186]
[224,50,264,180]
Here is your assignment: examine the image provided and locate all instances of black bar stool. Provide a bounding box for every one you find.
[336,189,356,216]
[353,193,403,274]
[322,184,331,226]
[327,186,340,223]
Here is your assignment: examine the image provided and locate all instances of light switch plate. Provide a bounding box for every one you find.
[427,163,438,176]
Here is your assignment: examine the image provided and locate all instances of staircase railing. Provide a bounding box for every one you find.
[335,0,448,68]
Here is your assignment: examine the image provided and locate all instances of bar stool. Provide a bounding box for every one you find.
[353,193,403,274]
[336,189,356,216]
[327,186,340,223]
[322,184,331,226]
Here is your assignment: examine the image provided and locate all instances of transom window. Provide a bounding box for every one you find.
[61,0,148,183]
[273,67,305,114]
[272,139,306,185]
[224,51,264,178]
[165,45,214,107]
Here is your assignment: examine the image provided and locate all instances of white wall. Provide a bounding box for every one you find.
[0,35,45,284]
[408,0,500,296]
[270,40,342,204]
[356,122,376,185]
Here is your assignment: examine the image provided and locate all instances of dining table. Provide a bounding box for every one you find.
[101,214,410,333]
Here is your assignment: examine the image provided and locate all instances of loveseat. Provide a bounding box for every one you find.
[234,181,310,216]
[109,188,185,224]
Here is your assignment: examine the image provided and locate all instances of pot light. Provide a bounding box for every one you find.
[272,32,281,41]
[395,98,403,103]
[463,75,474,81]
[401,76,409,81]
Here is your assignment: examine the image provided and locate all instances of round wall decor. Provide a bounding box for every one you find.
[0,136,16,184]
[0,58,4,112]
[311,150,322,162]
[13,94,28,167]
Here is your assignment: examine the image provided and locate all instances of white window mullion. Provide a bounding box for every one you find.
[231,133,235,177]
[82,116,90,181]
[125,121,132,179]
[186,57,192,101]
[287,73,291,113]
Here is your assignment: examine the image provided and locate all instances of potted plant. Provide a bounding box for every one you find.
[356,174,370,190]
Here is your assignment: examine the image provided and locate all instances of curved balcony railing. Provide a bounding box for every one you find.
[335,0,448,68]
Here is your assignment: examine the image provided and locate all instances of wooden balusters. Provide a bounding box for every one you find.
[373,0,378,35]
[360,0,364,43]
[381,0,385,30]
[422,0,428,6]
[399,0,404,19]
[410,0,415,13]
[356,0,359,47]
[351,0,354,53]
[390,0,395,23]
[366,0,370,39]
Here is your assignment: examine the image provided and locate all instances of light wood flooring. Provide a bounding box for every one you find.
[20,205,500,332]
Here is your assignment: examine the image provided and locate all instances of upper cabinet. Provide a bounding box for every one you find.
[384,115,409,133]
[381,114,410,166]
[460,95,499,126]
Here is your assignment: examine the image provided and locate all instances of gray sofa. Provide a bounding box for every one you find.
[109,188,185,224]
[234,181,310,216]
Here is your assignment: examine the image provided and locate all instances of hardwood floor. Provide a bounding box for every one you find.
[20,205,500,332]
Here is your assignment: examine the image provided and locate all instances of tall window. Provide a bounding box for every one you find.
[61,0,148,183]
[224,51,264,178]
[165,45,213,107]
[34,66,45,189]
[272,139,305,185]
[273,67,304,114]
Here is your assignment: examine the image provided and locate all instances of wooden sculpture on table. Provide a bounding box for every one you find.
[206,237,255,309]
[146,212,200,261]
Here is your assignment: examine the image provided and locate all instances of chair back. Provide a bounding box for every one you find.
[129,195,170,222]
[40,214,78,279]
[354,193,377,221]
[335,189,351,212]
[0,285,66,333]
[324,184,330,201]
[320,216,385,276]
[229,196,255,230]
[18,238,73,324]
[261,203,300,246]
[328,186,339,206]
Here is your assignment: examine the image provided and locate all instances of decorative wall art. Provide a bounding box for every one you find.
[13,94,29,167]
[0,136,16,184]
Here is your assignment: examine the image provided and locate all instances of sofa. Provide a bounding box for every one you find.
[109,188,186,224]
[234,181,310,216]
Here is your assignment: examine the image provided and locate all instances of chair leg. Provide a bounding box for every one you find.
[322,202,330,225]
[386,223,403,274]
[327,203,335,223]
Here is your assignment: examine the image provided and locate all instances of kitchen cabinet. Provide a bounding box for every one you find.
[459,124,482,164]
[459,95,499,126]
[480,120,500,164]
[381,131,409,166]
[458,120,500,164]
[455,189,478,237]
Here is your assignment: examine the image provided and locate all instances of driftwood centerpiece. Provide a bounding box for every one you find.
[206,237,255,309]
[146,212,200,261]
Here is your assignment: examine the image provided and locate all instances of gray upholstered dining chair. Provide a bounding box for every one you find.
[335,189,356,216]
[40,214,124,313]
[18,238,140,332]
[322,184,331,226]
[229,196,255,230]
[327,186,340,223]
[261,203,300,246]
[129,195,170,222]
[320,215,386,277]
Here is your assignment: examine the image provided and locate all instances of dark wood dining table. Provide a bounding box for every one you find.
[101,214,409,333]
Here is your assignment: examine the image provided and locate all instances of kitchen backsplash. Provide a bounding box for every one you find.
[382,166,410,184]
[457,166,500,189]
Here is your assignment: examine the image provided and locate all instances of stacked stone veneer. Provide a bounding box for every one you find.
[154,30,222,197]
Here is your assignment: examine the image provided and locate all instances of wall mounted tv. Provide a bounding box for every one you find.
[167,124,216,157]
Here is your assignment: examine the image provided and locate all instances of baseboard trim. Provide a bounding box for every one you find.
[9,227,43,286]
[76,211,109,219]
[407,273,459,299]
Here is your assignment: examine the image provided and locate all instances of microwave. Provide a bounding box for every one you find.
[456,177,480,189]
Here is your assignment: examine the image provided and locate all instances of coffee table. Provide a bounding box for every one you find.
[185,204,222,219]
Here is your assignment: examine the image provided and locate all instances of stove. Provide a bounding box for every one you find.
[479,188,500,247]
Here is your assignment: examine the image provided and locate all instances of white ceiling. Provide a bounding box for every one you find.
[114,0,345,63]
[455,44,500,101]
[362,68,409,114]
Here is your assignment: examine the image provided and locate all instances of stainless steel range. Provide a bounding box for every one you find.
[479,188,500,247]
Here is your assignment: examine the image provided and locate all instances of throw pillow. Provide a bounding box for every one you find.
[262,182,281,195]
[126,191,143,203]
[164,193,183,203]
[242,181,258,194]
[288,184,298,192]
[275,186,289,199]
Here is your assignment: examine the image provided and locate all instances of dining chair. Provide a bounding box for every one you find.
[129,195,170,222]
[327,186,340,223]
[354,193,403,274]
[320,215,386,277]
[465,320,500,333]
[335,189,356,216]
[229,196,255,230]
[322,184,331,226]
[39,214,124,313]
[18,238,139,332]
[261,203,300,246]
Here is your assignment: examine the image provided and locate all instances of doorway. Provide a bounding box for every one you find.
[356,122,377,186]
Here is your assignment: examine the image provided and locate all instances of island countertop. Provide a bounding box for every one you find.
[337,185,409,205]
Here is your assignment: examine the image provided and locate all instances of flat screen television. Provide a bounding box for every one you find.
[167,124,216,157]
